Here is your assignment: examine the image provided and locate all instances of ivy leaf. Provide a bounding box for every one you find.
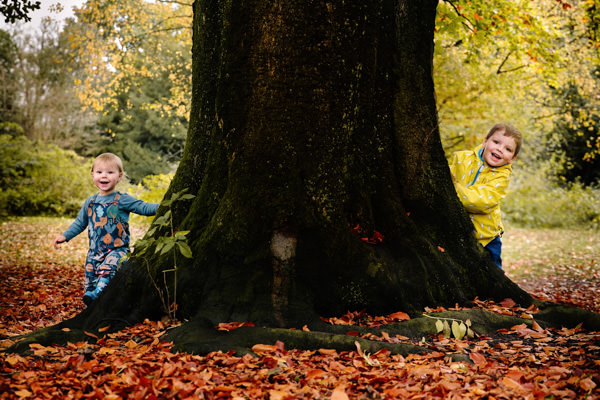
[177,242,193,258]
[435,319,444,333]
[451,321,467,340]
[160,241,175,255]
[443,320,451,338]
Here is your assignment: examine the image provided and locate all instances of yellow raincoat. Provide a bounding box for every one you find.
[448,145,512,246]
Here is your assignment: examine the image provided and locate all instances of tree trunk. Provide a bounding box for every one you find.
[17,0,586,356]
[151,0,531,327]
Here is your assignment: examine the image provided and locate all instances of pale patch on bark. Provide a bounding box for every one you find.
[271,231,297,327]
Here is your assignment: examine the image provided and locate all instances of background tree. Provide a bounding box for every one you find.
[9,19,85,142]
[0,29,18,128]
[62,0,192,182]
[546,81,600,185]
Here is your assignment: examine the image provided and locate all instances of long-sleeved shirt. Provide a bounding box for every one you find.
[63,192,158,241]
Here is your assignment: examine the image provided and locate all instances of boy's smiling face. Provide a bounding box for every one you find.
[482,130,518,167]
[92,160,122,196]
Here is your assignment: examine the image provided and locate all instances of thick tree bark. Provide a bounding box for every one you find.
[152,0,531,328]
[14,0,599,356]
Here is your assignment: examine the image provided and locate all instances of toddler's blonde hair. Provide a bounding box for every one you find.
[92,153,124,174]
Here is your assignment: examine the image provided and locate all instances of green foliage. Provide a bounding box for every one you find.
[546,81,600,186]
[126,173,172,225]
[0,121,23,135]
[127,173,173,204]
[503,166,600,228]
[0,134,93,218]
[0,29,18,123]
[134,189,195,321]
[435,0,565,155]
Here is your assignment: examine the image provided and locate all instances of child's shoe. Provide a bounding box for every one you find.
[82,291,96,306]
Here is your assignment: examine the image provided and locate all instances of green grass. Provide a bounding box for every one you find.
[1,217,598,283]
[503,226,599,281]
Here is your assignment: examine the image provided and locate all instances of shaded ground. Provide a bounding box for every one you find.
[0,218,599,398]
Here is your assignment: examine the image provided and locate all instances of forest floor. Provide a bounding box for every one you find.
[0,217,599,399]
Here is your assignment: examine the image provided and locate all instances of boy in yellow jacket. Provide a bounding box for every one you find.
[449,123,522,269]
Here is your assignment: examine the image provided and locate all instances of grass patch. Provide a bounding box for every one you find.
[503,226,599,281]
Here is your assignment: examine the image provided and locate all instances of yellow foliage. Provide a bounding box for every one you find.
[64,0,192,123]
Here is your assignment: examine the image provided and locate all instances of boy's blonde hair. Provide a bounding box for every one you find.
[486,123,523,156]
[92,153,124,174]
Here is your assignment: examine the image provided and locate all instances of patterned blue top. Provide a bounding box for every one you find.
[63,192,158,241]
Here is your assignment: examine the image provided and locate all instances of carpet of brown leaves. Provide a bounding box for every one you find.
[0,218,599,399]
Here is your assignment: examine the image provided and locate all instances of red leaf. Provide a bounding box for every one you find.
[500,298,516,308]
[216,321,255,331]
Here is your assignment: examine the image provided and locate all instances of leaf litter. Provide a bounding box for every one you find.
[0,219,599,398]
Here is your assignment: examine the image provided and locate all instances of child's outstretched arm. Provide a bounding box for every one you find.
[120,193,159,216]
[54,197,92,249]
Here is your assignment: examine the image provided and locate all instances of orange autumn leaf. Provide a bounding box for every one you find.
[331,386,349,400]
[580,377,597,391]
[502,376,526,392]
[305,369,327,380]
[388,311,410,321]
[469,352,487,366]
[251,343,277,354]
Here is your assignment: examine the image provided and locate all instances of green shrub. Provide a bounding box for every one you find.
[0,134,93,218]
[503,167,600,229]
[126,173,173,225]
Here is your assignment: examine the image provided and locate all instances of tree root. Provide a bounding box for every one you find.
[6,303,599,359]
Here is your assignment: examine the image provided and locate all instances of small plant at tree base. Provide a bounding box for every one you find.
[424,314,476,340]
[134,189,195,321]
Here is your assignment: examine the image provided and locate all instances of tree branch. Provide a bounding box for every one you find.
[496,51,527,74]
[442,0,475,32]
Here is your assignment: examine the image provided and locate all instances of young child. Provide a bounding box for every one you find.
[448,123,522,269]
[53,153,159,305]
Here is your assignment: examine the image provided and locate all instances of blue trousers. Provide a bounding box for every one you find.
[485,236,502,269]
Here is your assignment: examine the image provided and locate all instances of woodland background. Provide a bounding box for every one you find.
[0,0,599,226]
